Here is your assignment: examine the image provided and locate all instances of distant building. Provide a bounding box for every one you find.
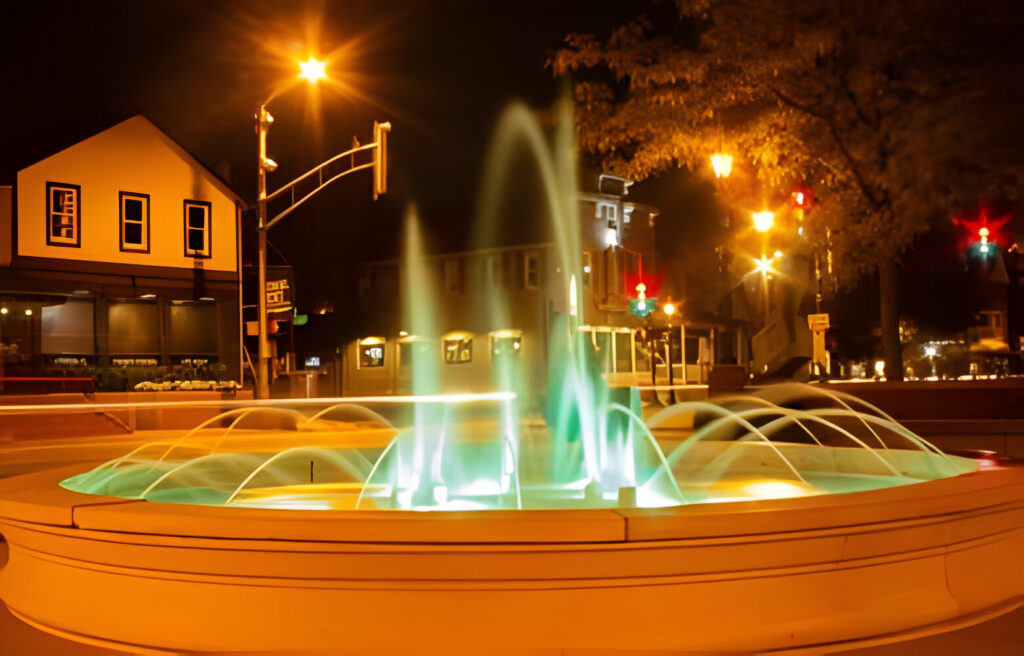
[0,115,244,391]
[329,175,721,400]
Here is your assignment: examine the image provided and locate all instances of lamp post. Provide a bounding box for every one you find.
[663,301,677,404]
[255,58,326,400]
[754,253,776,329]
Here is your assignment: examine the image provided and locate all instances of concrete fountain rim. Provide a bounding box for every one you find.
[0,458,1019,545]
[2,461,1024,655]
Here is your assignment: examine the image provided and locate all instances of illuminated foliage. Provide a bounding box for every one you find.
[552,0,1023,378]
[551,0,1021,281]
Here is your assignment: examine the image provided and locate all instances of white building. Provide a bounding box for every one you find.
[0,115,244,391]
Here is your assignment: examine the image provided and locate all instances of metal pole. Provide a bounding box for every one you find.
[815,252,822,314]
[666,332,675,405]
[256,104,270,399]
[762,270,770,328]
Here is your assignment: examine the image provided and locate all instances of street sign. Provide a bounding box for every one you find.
[808,313,830,331]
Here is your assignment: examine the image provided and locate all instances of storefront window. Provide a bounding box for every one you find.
[108,301,159,355]
[359,339,386,368]
[443,335,473,364]
[170,301,218,355]
[42,298,95,355]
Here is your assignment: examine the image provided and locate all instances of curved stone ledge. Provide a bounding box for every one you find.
[1,464,1023,654]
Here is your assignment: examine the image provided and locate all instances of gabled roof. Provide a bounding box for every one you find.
[0,114,245,206]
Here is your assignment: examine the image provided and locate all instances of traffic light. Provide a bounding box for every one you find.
[629,282,657,318]
[790,186,814,210]
[951,204,1010,257]
[373,121,391,200]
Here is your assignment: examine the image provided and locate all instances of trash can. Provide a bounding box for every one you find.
[285,371,319,398]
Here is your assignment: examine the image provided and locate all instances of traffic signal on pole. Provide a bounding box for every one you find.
[373,121,391,200]
[790,186,814,210]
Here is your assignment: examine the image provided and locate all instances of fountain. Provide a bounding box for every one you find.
[1,99,1023,654]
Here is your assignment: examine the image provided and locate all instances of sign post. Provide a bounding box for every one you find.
[807,313,830,378]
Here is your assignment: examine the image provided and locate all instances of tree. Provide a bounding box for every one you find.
[551,0,1023,379]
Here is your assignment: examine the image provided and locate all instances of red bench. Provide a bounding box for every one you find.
[0,377,96,394]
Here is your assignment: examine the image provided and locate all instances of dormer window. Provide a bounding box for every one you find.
[46,182,80,247]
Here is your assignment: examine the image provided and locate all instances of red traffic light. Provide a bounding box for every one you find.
[790,186,814,210]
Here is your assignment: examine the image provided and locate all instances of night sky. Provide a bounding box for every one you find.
[2,1,637,228]
[4,1,1022,350]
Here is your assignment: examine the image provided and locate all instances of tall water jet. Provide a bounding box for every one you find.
[399,206,445,507]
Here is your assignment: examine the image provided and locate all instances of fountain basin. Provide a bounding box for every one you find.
[2,459,1023,654]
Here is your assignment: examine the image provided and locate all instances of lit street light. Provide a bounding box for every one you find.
[710,152,733,179]
[297,57,327,83]
[753,253,774,275]
[662,300,677,404]
[255,58,328,399]
[254,57,391,399]
[752,210,774,233]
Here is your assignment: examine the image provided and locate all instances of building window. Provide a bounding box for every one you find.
[487,254,504,290]
[399,339,431,368]
[169,300,218,355]
[525,252,540,289]
[119,192,150,253]
[582,251,592,288]
[358,338,386,368]
[183,200,211,257]
[444,258,463,294]
[596,201,617,222]
[46,182,80,247]
[490,330,522,358]
[443,333,473,364]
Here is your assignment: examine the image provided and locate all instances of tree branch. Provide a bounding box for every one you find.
[771,85,882,210]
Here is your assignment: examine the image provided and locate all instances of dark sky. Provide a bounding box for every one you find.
[6,0,1020,348]
[1,1,639,237]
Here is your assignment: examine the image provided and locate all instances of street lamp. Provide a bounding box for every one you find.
[752,210,774,233]
[255,57,326,400]
[662,300,678,404]
[710,153,733,179]
[253,58,391,399]
[297,57,327,83]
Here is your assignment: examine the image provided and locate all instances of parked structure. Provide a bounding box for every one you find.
[0,115,244,391]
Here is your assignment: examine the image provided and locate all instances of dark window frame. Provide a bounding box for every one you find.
[183,199,212,258]
[119,191,151,253]
[45,181,81,247]
[524,251,540,290]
